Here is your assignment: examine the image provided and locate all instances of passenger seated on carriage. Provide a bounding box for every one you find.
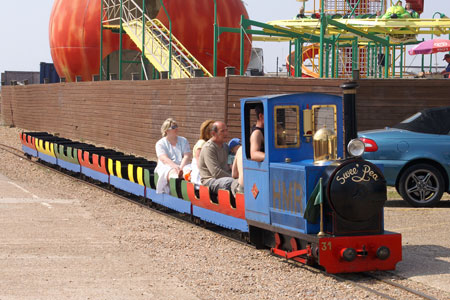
[228,138,243,192]
[231,145,244,191]
[190,119,215,186]
[154,118,192,194]
[405,3,420,18]
[198,121,241,196]
[227,138,241,166]
[382,1,414,19]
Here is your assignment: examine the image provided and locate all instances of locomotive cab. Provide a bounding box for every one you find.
[241,93,345,234]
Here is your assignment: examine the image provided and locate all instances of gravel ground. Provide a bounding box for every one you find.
[0,125,447,300]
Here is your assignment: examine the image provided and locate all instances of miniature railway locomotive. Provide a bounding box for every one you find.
[20,82,401,273]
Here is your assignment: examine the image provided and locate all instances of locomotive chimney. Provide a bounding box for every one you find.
[340,81,359,158]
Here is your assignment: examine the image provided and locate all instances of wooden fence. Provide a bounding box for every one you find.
[2,77,449,159]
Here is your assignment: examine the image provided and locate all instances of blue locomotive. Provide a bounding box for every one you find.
[239,83,401,273]
[20,82,401,273]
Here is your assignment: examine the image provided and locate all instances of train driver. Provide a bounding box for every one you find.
[250,103,265,162]
[230,104,265,193]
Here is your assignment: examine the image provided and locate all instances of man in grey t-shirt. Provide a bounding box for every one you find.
[198,121,240,195]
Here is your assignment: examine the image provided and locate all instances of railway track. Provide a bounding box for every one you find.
[333,272,440,300]
[0,142,444,300]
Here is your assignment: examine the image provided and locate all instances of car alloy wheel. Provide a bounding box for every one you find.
[399,163,444,207]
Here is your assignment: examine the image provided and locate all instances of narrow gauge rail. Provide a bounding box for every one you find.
[333,272,440,300]
[363,273,440,300]
[0,142,443,300]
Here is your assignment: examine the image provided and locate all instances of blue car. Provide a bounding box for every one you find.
[358,107,450,207]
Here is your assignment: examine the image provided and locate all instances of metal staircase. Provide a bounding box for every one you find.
[102,0,212,79]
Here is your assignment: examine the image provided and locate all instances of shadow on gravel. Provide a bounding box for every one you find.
[385,199,450,208]
[400,244,450,277]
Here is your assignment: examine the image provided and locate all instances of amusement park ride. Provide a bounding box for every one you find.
[268,0,450,78]
[48,0,450,82]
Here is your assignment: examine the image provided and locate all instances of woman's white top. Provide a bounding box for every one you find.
[154,136,191,194]
[156,136,190,165]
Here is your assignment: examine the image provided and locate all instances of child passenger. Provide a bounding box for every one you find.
[227,138,241,166]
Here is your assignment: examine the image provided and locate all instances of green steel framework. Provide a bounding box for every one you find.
[100,0,168,80]
[99,0,449,80]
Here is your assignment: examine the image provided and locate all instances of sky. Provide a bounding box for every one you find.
[0,0,445,75]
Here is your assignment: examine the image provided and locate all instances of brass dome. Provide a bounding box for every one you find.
[313,128,337,162]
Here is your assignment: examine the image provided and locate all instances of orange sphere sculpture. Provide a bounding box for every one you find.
[49,0,252,81]
[155,0,252,76]
[49,0,136,82]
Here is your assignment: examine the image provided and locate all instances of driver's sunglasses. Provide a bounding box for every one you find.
[170,124,178,130]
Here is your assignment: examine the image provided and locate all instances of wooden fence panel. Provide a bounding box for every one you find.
[2,77,449,160]
[1,78,227,159]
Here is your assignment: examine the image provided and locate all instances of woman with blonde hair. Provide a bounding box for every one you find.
[154,118,192,194]
[190,119,215,185]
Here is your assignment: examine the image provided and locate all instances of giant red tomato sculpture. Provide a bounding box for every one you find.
[49,0,136,82]
[156,0,252,76]
[49,0,252,81]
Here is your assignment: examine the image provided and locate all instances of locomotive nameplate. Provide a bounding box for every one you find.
[335,164,379,185]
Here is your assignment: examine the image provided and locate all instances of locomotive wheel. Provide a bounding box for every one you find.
[191,216,202,225]
[398,163,444,207]
[240,232,250,244]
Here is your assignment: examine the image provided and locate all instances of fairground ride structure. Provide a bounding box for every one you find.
[255,0,450,78]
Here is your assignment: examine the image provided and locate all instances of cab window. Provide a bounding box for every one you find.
[274,106,300,148]
[312,105,337,133]
[243,101,264,159]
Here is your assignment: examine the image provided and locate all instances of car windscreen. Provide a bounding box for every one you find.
[393,107,450,135]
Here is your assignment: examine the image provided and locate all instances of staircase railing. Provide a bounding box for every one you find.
[102,0,212,78]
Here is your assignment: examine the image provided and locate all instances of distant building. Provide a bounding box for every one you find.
[1,71,40,86]
[246,48,264,76]
[39,62,60,84]
[1,62,60,88]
